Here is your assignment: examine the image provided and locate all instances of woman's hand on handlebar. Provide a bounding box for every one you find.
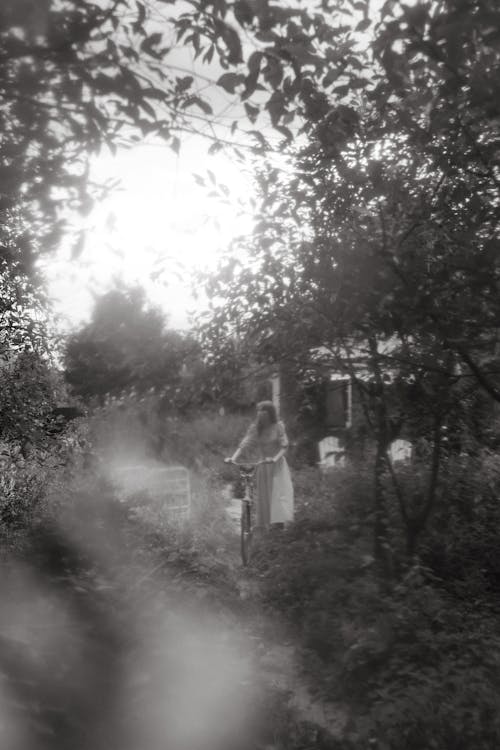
[226,458,266,466]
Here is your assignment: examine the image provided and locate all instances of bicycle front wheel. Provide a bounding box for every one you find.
[240,501,252,566]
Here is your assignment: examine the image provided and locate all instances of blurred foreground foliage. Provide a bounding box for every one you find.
[3,397,500,749]
[0,404,333,750]
[3,0,500,743]
[88,405,500,748]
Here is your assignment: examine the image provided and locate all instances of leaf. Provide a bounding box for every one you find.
[217,72,245,94]
[141,86,166,100]
[248,50,263,75]
[244,102,259,123]
[248,130,269,151]
[275,124,293,141]
[266,91,286,126]
[133,2,146,33]
[119,65,142,91]
[208,141,223,155]
[356,18,371,32]
[182,96,213,115]
[242,51,263,100]
[176,75,193,93]
[219,22,243,64]
[139,99,156,119]
[203,44,215,64]
[333,84,350,97]
[234,0,254,26]
[140,32,164,57]
[323,69,341,88]
[147,31,163,46]
[255,30,279,43]
[263,58,284,88]
[69,231,87,261]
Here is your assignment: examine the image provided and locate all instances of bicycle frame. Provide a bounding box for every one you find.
[228,461,262,566]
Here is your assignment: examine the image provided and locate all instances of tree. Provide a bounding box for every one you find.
[0,0,360,487]
[0,0,353,271]
[196,0,500,566]
[64,285,197,402]
[0,350,63,454]
[0,0,354,381]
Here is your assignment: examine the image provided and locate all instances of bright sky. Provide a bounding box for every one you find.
[42,0,263,334]
[44,137,255,332]
[43,0,391,335]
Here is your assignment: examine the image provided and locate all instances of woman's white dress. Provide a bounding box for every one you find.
[235,420,294,526]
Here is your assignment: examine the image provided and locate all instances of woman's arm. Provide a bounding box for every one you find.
[268,447,286,463]
[268,421,289,463]
[229,422,258,463]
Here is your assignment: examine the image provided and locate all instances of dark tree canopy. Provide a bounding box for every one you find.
[198,0,500,403]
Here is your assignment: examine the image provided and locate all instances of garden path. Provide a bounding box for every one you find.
[222,482,347,739]
[0,465,347,749]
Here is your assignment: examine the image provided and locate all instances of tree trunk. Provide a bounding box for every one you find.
[404,414,444,558]
[374,434,394,580]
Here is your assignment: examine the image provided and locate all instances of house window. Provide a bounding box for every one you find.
[271,373,280,414]
[254,372,281,414]
[255,379,273,403]
[325,377,351,429]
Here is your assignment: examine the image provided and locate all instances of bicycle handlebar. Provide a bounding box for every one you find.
[225,459,265,467]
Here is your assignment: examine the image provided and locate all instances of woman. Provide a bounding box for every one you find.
[227,401,294,528]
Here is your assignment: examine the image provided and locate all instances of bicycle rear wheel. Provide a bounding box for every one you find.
[240,500,252,566]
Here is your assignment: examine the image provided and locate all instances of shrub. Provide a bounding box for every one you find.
[345,568,500,750]
[0,430,86,532]
[89,399,249,475]
[0,351,58,449]
[420,449,500,595]
[250,458,500,749]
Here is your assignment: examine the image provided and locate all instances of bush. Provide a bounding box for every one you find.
[250,464,376,689]
[0,421,89,534]
[0,351,58,449]
[248,458,500,749]
[418,449,500,595]
[158,410,251,472]
[89,398,249,475]
[346,568,500,750]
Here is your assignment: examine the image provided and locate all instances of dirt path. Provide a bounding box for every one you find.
[254,641,347,738]
[0,471,348,750]
[223,483,347,741]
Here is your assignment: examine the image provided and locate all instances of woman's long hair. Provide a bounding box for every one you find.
[256,400,278,435]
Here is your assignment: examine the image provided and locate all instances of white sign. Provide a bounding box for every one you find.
[318,436,345,469]
[389,439,412,463]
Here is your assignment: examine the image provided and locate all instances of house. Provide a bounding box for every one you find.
[247,361,361,466]
[247,341,418,468]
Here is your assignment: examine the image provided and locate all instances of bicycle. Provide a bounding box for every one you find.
[225,459,263,566]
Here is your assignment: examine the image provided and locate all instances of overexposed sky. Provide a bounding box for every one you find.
[44,0,258,334]
[43,0,392,334]
[45,138,255,331]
